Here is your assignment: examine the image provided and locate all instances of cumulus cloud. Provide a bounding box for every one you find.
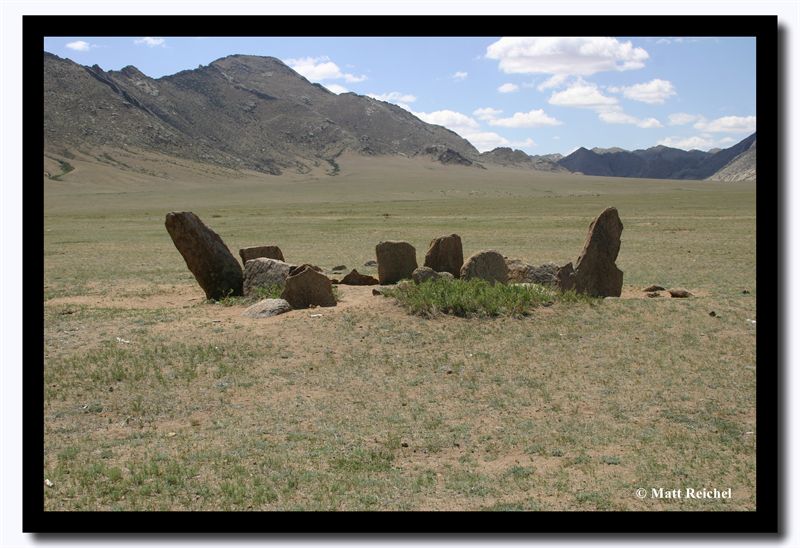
[473,107,503,121]
[668,112,703,126]
[134,37,165,47]
[452,71,468,81]
[367,91,417,103]
[608,78,676,104]
[657,135,717,150]
[486,37,649,76]
[694,115,756,133]
[512,137,537,148]
[66,41,92,52]
[411,109,480,133]
[464,131,512,152]
[548,80,618,109]
[537,74,569,91]
[325,84,349,95]
[285,56,366,83]
[497,83,519,93]
[489,109,562,128]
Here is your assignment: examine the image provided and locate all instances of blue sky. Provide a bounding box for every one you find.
[45,36,756,156]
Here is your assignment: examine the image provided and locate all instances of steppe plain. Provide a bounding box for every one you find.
[43,150,757,511]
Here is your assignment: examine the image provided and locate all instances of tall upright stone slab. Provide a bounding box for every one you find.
[165,211,243,300]
[572,207,624,297]
[423,234,463,277]
[376,241,417,284]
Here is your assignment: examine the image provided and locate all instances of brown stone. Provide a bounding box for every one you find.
[289,263,323,276]
[572,207,624,297]
[239,245,284,265]
[423,234,463,277]
[555,262,575,292]
[340,269,379,286]
[459,250,509,285]
[281,266,336,309]
[241,298,292,318]
[643,285,665,292]
[668,288,692,298]
[242,258,292,296]
[376,241,417,284]
[164,211,243,300]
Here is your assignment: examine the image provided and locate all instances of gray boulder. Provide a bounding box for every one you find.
[243,258,293,296]
[460,250,509,285]
[412,266,440,284]
[241,298,292,318]
[376,241,417,284]
[164,211,243,300]
[507,259,559,285]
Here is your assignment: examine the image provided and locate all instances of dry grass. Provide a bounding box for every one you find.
[43,152,757,511]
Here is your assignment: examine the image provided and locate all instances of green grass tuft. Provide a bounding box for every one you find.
[383,278,597,318]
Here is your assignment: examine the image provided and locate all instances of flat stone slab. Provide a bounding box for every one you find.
[241,298,292,318]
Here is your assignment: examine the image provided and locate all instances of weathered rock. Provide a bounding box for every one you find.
[572,207,624,297]
[668,288,692,298]
[376,241,417,284]
[507,260,559,285]
[332,265,347,271]
[459,250,509,285]
[423,234,463,277]
[281,265,336,308]
[289,263,323,276]
[643,285,665,292]
[242,258,293,296]
[241,298,292,318]
[556,262,575,291]
[340,269,379,286]
[412,266,440,284]
[164,211,243,300]
[239,245,284,265]
[438,272,455,280]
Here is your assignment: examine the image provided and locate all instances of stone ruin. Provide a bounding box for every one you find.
[165,207,629,315]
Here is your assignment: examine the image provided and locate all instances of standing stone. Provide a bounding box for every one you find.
[556,262,576,292]
[239,245,285,265]
[423,234,463,277]
[340,269,379,286]
[376,241,417,284]
[572,208,624,297]
[460,250,509,285]
[243,258,293,296]
[281,265,336,308]
[164,212,242,300]
[241,298,292,318]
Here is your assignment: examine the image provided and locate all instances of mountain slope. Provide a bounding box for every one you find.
[706,137,756,181]
[44,53,480,175]
[557,134,756,181]
[479,147,567,172]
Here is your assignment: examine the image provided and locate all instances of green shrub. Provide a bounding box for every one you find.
[383,278,595,318]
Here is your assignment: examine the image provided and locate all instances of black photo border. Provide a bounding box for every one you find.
[24,14,779,535]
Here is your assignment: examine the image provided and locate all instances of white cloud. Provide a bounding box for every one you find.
[486,37,649,76]
[537,74,569,91]
[473,107,503,122]
[410,109,480,134]
[325,84,349,95]
[511,138,537,148]
[694,115,756,133]
[597,107,662,128]
[452,71,468,81]
[134,37,165,48]
[285,56,366,83]
[464,131,511,152]
[367,91,417,104]
[66,41,92,52]
[668,112,703,126]
[608,78,676,104]
[489,109,562,128]
[548,81,618,109]
[637,117,663,129]
[497,83,519,93]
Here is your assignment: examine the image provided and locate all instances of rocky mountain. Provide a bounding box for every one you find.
[557,133,756,181]
[705,136,756,182]
[44,52,481,175]
[478,147,567,172]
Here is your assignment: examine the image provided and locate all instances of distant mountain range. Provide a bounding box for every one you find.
[43,52,755,182]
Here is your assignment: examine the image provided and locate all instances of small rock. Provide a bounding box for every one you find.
[646,292,661,298]
[340,269,379,286]
[742,289,750,294]
[332,265,347,271]
[412,266,440,284]
[401,442,409,448]
[643,285,665,292]
[438,272,455,280]
[668,288,692,298]
[363,260,378,267]
[372,288,386,296]
[709,311,717,317]
[45,479,54,488]
[289,263,323,276]
[241,298,292,318]
[330,278,340,284]
[556,262,575,292]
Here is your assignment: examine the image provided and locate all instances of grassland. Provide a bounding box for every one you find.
[42,151,757,511]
